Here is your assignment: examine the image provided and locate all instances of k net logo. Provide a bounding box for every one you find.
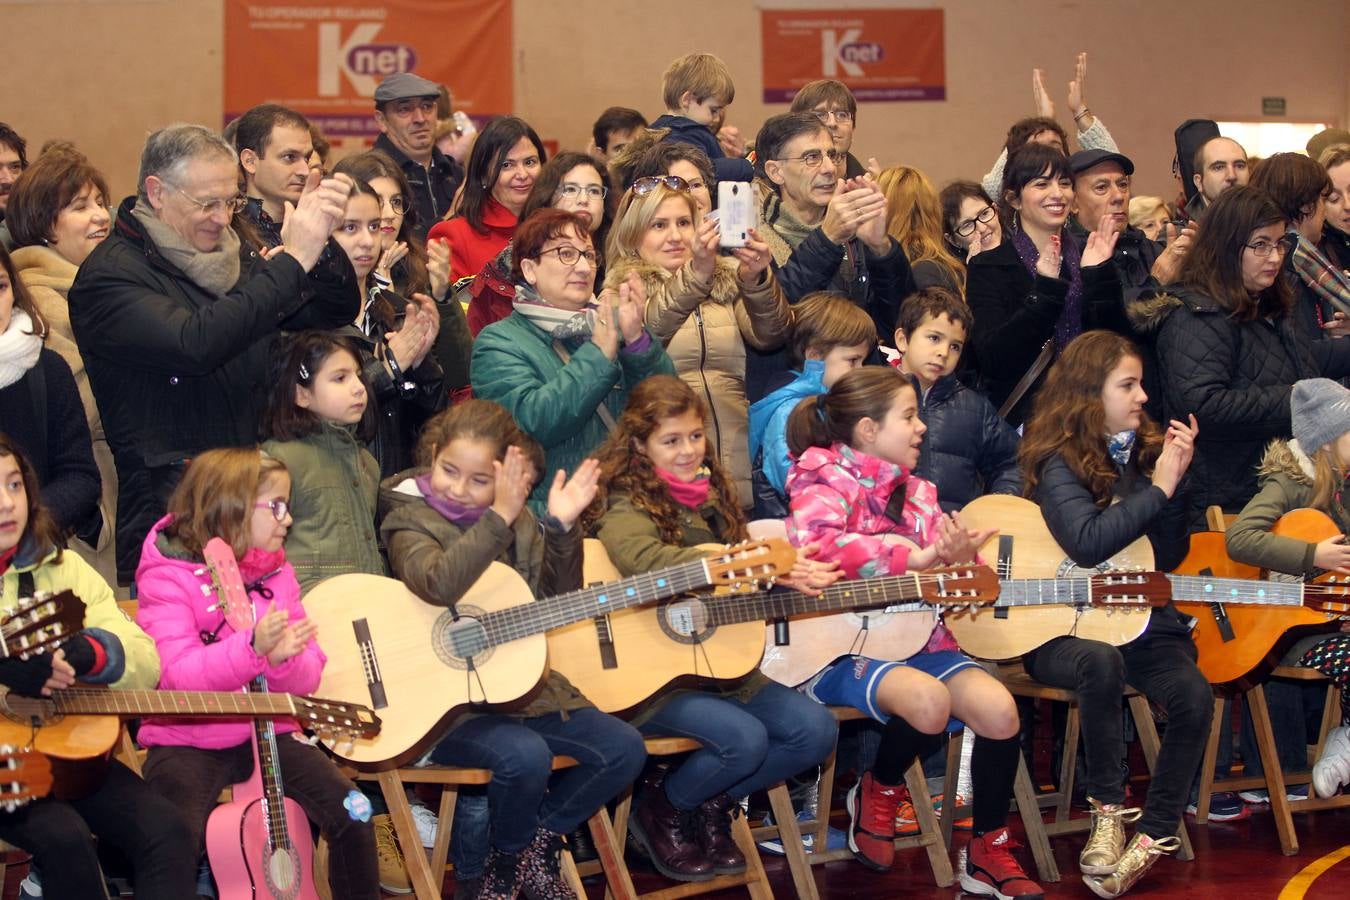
[821,28,884,78]
[317,22,418,96]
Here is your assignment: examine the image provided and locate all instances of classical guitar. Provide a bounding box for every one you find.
[0,745,52,812]
[550,540,999,705]
[304,539,796,766]
[201,538,320,900]
[1175,511,1350,686]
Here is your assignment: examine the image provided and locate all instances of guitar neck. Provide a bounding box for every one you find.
[704,573,929,625]
[1167,573,1306,606]
[251,680,293,853]
[997,578,1096,606]
[477,557,713,646]
[44,688,300,718]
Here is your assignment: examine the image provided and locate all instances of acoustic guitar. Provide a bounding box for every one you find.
[304,539,796,766]
[551,540,999,706]
[0,745,52,812]
[1175,510,1350,686]
[201,538,319,900]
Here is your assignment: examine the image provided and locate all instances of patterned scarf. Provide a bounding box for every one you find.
[1290,230,1350,316]
[1106,430,1137,466]
[510,281,597,341]
[1011,225,1084,351]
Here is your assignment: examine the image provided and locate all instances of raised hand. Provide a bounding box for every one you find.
[1080,213,1121,267]
[376,240,409,282]
[821,180,888,245]
[490,445,533,526]
[280,171,353,271]
[1032,68,1054,119]
[615,273,646,344]
[936,512,994,565]
[777,541,843,596]
[1067,52,1089,119]
[590,292,621,360]
[547,458,601,530]
[691,216,720,281]
[409,292,441,366]
[1152,414,1199,498]
[251,602,287,657]
[268,617,318,667]
[717,124,746,159]
[852,179,891,254]
[427,237,452,300]
[385,301,431,371]
[1036,234,1063,278]
[730,230,773,284]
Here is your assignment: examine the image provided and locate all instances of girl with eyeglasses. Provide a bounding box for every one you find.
[966,144,1129,426]
[135,447,380,899]
[1136,185,1350,528]
[940,180,1002,263]
[430,116,548,282]
[604,178,788,508]
[471,208,676,514]
[328,177,446,476]
[457,151,615,337]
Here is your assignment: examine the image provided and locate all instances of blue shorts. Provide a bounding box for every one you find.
[803,651,981,730]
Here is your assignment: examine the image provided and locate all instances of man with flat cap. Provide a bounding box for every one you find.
[373,71,464,240]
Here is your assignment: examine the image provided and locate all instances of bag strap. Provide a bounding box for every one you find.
[997,338,1054,420]
[551,340,618,433]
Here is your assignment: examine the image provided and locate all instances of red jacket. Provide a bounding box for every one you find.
[428,197,518,283]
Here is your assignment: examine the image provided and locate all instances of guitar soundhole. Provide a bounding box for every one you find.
[0,694,58,727]
[433,606,493,670]
[657,596,715,645]
[263,845,302,899]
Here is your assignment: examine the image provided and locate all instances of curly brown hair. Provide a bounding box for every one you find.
[1019,330,1163,507]
[582,375,748,544]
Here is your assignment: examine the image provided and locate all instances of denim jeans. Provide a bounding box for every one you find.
[429,708,646,853]
[1024,633,1213,838]
[637,682,838,810]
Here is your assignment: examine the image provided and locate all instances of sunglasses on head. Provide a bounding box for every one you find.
[631,175,690,196]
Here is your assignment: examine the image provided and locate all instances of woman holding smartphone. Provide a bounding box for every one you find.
[604,177,789,508]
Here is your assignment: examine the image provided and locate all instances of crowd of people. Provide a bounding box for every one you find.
[2,47,1350,900]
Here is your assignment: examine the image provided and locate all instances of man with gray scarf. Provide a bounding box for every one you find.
[69,123,358,584]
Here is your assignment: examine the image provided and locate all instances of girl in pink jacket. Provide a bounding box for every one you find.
[784,366,1041,900]
[135,448,379,899]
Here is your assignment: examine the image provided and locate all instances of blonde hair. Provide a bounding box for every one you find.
[662,52,735,109]
[877,166,966,294]
[1307,444,1344,511]
[606,184,698,264]
[165,448,288,560]
[1127,196,1168,231]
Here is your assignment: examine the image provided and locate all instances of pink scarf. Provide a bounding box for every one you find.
[656,466,712,510]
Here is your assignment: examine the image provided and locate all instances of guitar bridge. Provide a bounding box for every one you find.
[592,615,618,670]
[352,619,388,709]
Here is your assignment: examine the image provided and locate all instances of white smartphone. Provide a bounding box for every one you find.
[717,181,757,248]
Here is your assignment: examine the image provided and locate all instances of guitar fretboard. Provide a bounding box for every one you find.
[1167,574,1305,606]
[702,573,929,626]
[997,578,1096,606]
[41,689,299,717]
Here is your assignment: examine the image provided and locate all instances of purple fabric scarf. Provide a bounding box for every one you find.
[1012,226,1084,351]
[415,473,488,526]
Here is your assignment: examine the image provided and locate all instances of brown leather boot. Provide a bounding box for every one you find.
[630,780,715,882]
[696,794,747,875]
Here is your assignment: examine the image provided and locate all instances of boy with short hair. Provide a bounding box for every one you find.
[892,288,1021,511]
[591,106,648,163]
[650,52,753,183]
[748,292,877,517]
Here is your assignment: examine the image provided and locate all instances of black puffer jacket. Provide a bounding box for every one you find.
[1067,222,1161,306]
[1128,288,1350,527]
[1031,449,1194,640]
[965,240,1128,425]
[905,371,1021,512]
[69,197,359,581]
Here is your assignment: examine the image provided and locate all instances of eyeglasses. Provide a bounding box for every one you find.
[557,183,608,201]
[254,499,290,521]
[536,245,599,267]
[632,175,689,196]
[382,194,408,214]
[175,187,247,216]
[776,149,841,169]
[811,108,853,124]
[953,205,997,237]
[1244,236,1294,259]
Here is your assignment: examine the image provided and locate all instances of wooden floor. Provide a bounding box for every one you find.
[7,803,1345,898]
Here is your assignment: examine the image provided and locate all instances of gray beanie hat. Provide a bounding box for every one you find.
[1291,378,1350,453]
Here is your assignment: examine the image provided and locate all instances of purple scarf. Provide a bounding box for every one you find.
[1012,226,1084,351]
[415,473,488,526]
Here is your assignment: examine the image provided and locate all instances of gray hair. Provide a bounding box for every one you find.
[137,123,237,200]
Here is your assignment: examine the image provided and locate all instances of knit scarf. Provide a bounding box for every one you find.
[0,310,43,390]
[1012,226,1084,351]
[415,473,488,526]
[511,281,597,341]
[237,546,286,585]
[656,466,712,510]
[1290,230,1350,316]
[131,199,242,297]
[1106,430,1137,466]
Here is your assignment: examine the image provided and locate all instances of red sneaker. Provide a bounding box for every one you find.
[845,771,899,871]
[961,827,1045,899]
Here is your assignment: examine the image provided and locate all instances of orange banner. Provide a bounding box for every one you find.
[761,8,945,103]
[224,0,512,138]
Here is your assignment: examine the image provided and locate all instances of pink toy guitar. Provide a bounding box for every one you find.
[201,538,320,900]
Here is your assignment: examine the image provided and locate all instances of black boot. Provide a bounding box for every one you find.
[568,824,598,865]
[696,794,747,875]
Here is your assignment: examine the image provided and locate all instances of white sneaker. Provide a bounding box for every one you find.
[411,803,439,848]
[18,873,41,899]
[1313,725,1350,798]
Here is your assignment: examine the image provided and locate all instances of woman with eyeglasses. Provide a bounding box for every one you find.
[429,116,547,283]
[1137,185,1350,526]
[457,151,615,337]
[878,166,968,295]
[940,181,1002,264]
[605,177,788,508]
[471,208,675,513]
[966,144,1128,426]
[333,151,430,297]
